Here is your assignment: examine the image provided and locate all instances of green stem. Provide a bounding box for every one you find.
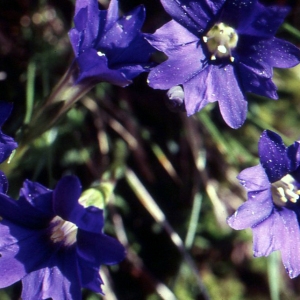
[24,61,36,125]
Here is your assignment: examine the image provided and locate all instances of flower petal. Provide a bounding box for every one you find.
[0,171,8,194]
[74,0,101,52]
[182,68,211,115]
[100,5,145,50]
[0,102,18,163]
[222,0,289,38]
[103,0,119,34]
[252,207,300,278]
[53,176,104,233]
[77,260,104,293]
[145,20,199,53]
[0,102,13,127]
[76,48,130,86]
[216,65,248,128]
[148,40,205,90]
[240,37,300,71]
[0,221,52,288]
[237,62,278,99]
[227,188,273,230]
[77,230,125,266]
[0,191,52,228]
[184,64,247,128]
[160,0,225,35]
[258,130,298,182]
[237,164,270,192]
[21,249,81,300]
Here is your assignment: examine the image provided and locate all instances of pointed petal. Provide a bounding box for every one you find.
[0,191,52,228]
[145,20,199,54]
[76,48,130,86]
[147,40,205,90]
[53,176,104,233]
[222,1,289,38]
[100,6,144,50]
[77,260,103,293]
[258,130,297,182]
[263,38,300,69]
[238,62,278,99]
[103,0,119,33]
[77,230,125,266]
[74,0,101,52]
[160,0,225,35]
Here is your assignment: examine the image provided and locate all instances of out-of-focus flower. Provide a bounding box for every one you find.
[0,102,18,162]
[146,0,300,128]
[228,130,300,278]
[69,0,154,86]
[0,176,125,299]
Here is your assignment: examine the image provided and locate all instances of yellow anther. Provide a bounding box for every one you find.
[285,188,299,200]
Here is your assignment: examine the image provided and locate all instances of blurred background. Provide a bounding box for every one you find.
[0,0,300,299]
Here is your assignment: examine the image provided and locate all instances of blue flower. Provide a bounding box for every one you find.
[69,0,154,86]
[0,101,18,163]
[228,130,300,278]
[0,176,125,299]
[146,0,300,128]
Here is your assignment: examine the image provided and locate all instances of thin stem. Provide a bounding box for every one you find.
[185,193,202,249]
[24,61,36,125]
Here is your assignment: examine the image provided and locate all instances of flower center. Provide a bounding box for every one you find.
[271,174,300,206]
[203,22,238,62]
[50,216,78,246]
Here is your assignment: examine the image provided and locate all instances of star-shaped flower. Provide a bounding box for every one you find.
[69,0,154,86]
[228,130,300,278]
[0,101,18,163]
[146,0,300,128]
[0,176,125,299]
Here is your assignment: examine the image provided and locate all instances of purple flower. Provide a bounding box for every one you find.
[146,0,300,128]
[228,130,300,278]
[0,101,18,163]
[0,176,125,299]
[69,0,154,87]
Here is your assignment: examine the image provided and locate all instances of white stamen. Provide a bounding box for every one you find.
[204,22,238,62]
[217,45,227,54]
[50,216,78,246]
[97,51,105,57]
[272,174,300,205]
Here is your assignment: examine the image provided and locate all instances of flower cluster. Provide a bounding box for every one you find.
[228,131,300,278]
[2,0,300,298]
[146,0,300,128]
